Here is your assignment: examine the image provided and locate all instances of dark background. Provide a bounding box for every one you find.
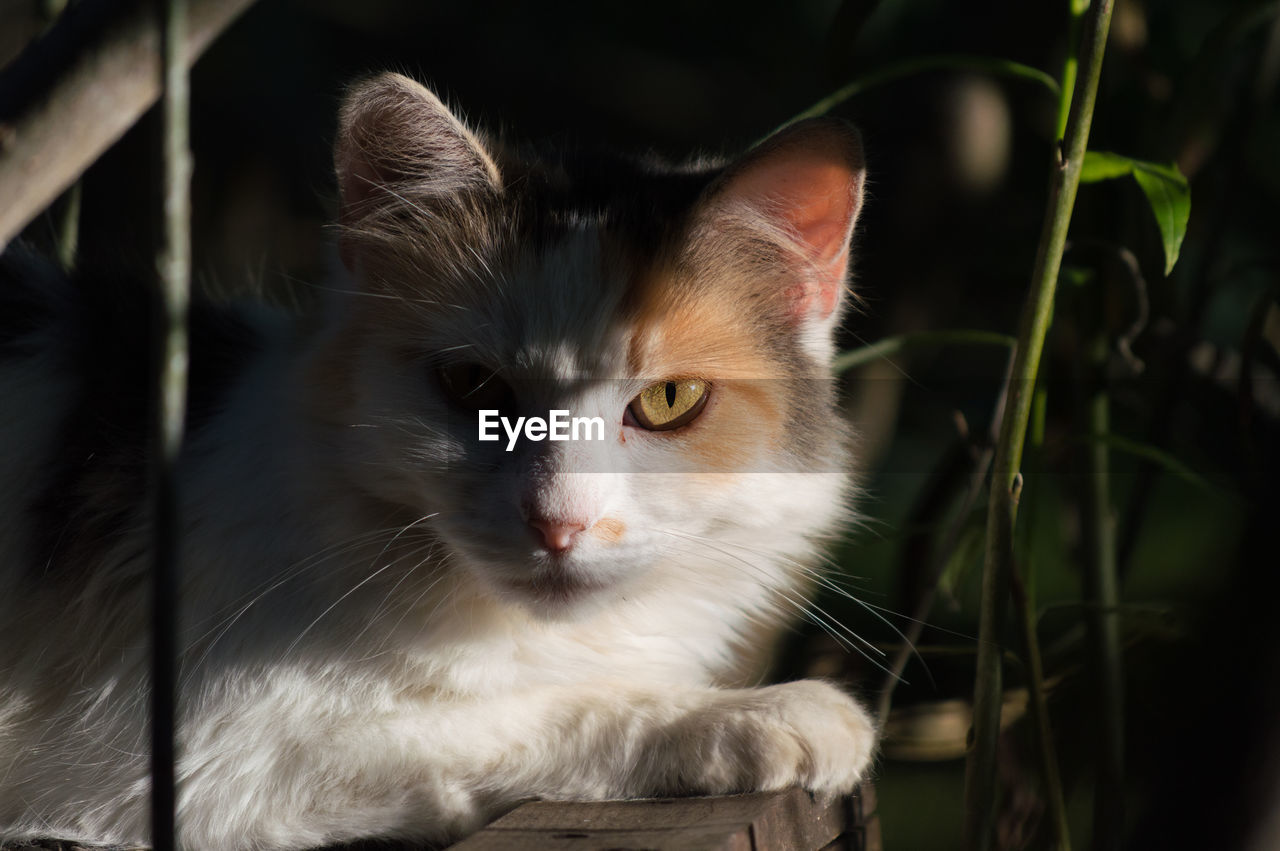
[8,0,1280,847]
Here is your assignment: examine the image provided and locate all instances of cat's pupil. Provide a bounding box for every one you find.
[665,382,676,408]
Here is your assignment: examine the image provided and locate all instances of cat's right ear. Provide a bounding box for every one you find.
[334,73,502,274]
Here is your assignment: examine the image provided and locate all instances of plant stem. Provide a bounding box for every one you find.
[1076,280,1124,850]
[1012,543,1072,850]
[963,3,1115,849]
[150,0,191,847]
[1014,376,1072,850]
[1057,0,1089,138]
[55,181,80,271]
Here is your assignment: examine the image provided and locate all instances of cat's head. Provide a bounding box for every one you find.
[310,73,865,620]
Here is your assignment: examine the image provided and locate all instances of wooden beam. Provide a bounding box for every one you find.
[0,0,258,251]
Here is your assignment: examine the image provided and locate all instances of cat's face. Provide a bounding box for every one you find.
[309,74,864,618]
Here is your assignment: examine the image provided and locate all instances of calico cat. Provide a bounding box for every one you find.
[0,73,875,849]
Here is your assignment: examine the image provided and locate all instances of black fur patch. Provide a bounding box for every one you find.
[495,142,717,261]
[2,247,263,584]
[0,246,65,358]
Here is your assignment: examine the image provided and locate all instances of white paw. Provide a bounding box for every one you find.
[639,679,877,796]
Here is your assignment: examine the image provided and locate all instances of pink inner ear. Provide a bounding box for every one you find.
[721,141,864,320]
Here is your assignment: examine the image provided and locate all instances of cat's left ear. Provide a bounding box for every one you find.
[699,119,865,329]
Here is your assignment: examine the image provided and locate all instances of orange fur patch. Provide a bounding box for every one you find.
[627,268,789,474]
[590,516,626,544]
[628,271,782,381]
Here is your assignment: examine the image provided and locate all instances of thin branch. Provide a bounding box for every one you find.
[1010,369,1071,851]
[1056,0,1089,139]
[55,181,80,270]
[1011,525,1072,851]
[964,2,1116,849]
[1074,277,1124,851]
[0,0,258,251]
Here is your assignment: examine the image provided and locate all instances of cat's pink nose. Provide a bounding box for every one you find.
[528,517,587,554]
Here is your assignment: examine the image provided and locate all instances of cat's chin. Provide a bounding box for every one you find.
[495,571,618,619]
[462,551,637,620]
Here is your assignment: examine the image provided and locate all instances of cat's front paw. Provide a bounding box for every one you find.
[641,680,876,797]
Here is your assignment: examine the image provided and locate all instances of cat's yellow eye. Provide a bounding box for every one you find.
[629,379,709,431]
[438,363,515,412]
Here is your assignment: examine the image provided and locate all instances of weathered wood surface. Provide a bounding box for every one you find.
[0,784,879,850]
[449,785,879,851]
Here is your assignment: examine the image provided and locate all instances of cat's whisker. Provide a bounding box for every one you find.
[418,580,465,635]
[855,599,977,643]
[660,528,930,681]
[284,277,447,307]
[840,328,921,386]
[651,536,842,640]
[648,540,812,650]
[652,528,906,682]
[280,555,416,659]
[188,524,404,632]
[344,559,426,653]
[666,530,889,626]
[184,525,436,682]
[186,530,391,649]
[370,514,440,571]
[838,503,896,544]
[346,540,446,654]
[362,562,455,662]
[463,244,496,282]
[281,517,442,659]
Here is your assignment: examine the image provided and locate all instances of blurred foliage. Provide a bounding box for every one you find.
[10,0,1280,847]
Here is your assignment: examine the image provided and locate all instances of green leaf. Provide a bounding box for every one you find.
[782,54,1060,130]
[832,329,1015,374]
[1079,150,1133,182]
[1131,165,1191,276]
[1084,432,1236,501]
[1078,151,1191,276]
